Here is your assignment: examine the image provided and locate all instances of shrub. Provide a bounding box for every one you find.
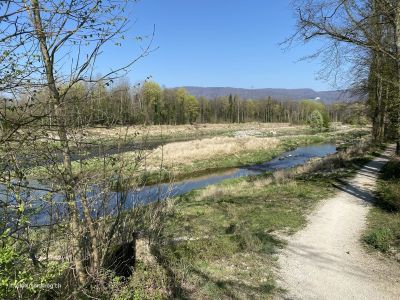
[0,232,66,300]
[377,159,400,211]
[381,159,400,180]
[344,115,369,126]
[320,110,331,128]
[308,110,324,130]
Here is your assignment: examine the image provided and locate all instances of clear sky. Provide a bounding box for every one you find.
[97,0,332,91]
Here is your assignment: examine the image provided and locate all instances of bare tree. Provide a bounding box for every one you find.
[287,0,400,149]
[0,0,158,296]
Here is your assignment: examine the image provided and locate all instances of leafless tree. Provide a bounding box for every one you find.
[287,0,400,149]
[0,0,161,296]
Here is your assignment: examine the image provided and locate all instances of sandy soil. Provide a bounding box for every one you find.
[276,145,400,300]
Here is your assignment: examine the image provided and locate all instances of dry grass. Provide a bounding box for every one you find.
[143,136,280,170]
[28,125,370,190]
[140,127,367,172]
[82,123,367,174]
[193,177,275,203]
[188,138,375,203]
[85,123,305,140]
[270,138,375,183]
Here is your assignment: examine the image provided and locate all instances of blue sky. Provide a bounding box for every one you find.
[97,0,331,91]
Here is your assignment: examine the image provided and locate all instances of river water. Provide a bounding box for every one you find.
[124,143,337,206]
[2,143,336,225]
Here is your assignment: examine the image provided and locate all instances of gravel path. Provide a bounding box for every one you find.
[277,145,400,300]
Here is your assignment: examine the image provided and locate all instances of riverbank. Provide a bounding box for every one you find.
[124,139,381,299]
[27,125,370,187]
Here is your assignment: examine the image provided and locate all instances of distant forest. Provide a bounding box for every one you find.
[4,81,367,128]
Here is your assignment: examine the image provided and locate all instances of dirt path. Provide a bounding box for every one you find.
[276,145,400,300]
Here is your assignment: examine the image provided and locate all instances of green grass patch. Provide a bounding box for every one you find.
[364,158,400,256]
[364,206,400,253]
[157,174,336,298]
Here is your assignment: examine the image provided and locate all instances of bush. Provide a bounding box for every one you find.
[320,110,330,128]
[364,159,400,256]
[308,110,325,130]
[344,115,369,126]
[0,232,66,300]
[377,159,400,211]
[381,159,400,180]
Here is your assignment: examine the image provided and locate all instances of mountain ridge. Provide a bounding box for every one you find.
[181,86,362,104]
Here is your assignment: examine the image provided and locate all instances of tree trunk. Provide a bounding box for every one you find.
[395,1,400,154]
[30,0,87,285]
[81,195,100,274]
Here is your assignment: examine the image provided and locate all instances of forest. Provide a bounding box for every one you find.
[5,80,366,128]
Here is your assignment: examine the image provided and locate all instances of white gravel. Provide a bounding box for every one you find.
[276,145,400,300]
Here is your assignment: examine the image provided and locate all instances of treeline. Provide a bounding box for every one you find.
[23,80,365,128]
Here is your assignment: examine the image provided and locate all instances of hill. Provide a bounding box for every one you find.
[182,86,361,104]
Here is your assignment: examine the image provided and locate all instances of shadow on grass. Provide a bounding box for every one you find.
[189,267,275,300]
[151,245,190,299]
[153,232,283,299]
